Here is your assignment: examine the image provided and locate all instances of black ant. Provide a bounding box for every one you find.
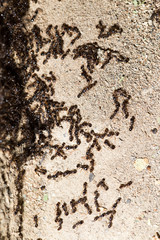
[94,210,116,221]
[76,163,89,171]
[72,220,84,229]
[77,81,97,98]
[84,203,92,215]
[55,202,63,231]
[97,178,109,191]
[83,182,88,195]
[119,181,133,189]
[104,139,115,149]
[34,215,38,227]
[129,116,135,131]
[94,190,100,212]
[112,197,122,209]
[156,232,160,239]
[90,159,95,172]
[62,202,69,216]
[35,166,47,175]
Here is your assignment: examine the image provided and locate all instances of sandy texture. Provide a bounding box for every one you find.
[1,0,160,239]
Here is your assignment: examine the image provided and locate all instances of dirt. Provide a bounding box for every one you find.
[0,0,160,240]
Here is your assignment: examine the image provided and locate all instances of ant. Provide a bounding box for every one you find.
[97,178,109,191]
[119,181,133,189]
[72,220,84,229]
[129,116,135,131]
[34,215,38,227]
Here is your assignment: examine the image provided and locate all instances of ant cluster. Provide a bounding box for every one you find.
[47,169,77,180]
[0,1,135,238]
[53,178,132,231]
[40,23,81,64]
[35,123,124,182]
[73,42,129,97]
[33,92,135,184]
[0,1,134,161]
[110,88,131,119]
[30,19,129,99]
[71,19,129,98]
[96,20,123,39]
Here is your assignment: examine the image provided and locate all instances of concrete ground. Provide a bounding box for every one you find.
[0,0,160,239]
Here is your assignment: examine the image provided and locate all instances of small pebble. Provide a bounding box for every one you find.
[134,158,149,171]
[151,128,158,134]
[41,185,45,190]
[157,117,160,124]
[126,199,131,204]
[43,194,48,202]
[155,180,160,186]
[147,166,151,171]
[89,173,95,182]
